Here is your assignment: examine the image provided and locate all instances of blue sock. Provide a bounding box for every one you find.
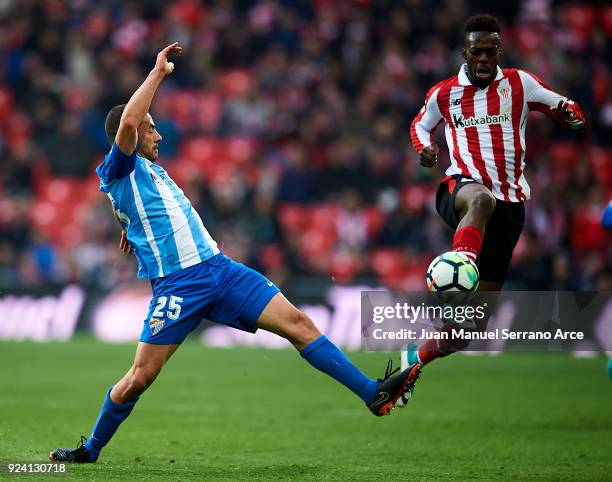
[301,336,377,404]
[83,387,139,460]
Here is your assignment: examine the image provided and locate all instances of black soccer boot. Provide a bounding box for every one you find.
[367,359,421,416]
[50,436,97,463]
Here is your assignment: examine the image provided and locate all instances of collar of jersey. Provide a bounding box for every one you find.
[457,63,504,86]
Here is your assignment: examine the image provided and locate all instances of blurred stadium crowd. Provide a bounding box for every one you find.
[0,0,611,291]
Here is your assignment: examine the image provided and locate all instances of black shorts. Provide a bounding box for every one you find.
[435,176,525,284]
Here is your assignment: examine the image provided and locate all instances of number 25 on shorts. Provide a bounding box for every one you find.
[152,295,183,320]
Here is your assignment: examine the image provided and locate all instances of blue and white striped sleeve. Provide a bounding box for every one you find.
[96,143,137,181]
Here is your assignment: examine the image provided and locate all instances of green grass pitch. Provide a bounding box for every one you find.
[0,338,611,481]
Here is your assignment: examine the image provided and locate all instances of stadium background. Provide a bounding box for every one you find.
[0,0,610,297]
[0,2,611,480]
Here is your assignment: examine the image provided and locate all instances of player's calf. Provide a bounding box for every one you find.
[112,364,159,403]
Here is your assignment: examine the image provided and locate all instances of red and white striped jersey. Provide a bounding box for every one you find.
[411,64,585,202]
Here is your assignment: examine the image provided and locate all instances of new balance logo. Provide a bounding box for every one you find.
[451,98,461,105]
[452,112,511,128]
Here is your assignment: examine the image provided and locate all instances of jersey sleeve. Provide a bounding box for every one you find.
[518,70,585,129]
[410,86,443,153]
[95,143,137,183]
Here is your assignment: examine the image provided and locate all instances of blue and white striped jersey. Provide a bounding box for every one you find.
[96,143,219,279]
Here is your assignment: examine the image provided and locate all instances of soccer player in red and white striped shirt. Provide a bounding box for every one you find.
[406,14,585,368]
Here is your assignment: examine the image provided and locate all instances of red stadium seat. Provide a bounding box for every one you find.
[549,141,579,185]
[30,201,58,228]
[194,92,223,131]
[180,137,228,178]
[562,4,596,43]
[369,248,407,278]
[571,203,610,253]
[308,204,340,235]
[401,184,430,214]
[259,244,284,270]
[227,137,259,163]
[549,141,579,167]
[168,157,198,186]
[0,86,14,124]
[168,91,198,129]
[330,250,359,284]
[31,177,99,247]
[278,204,306,233]
[60,223,85,248]
[362,206,385,239]
[220,70,254,98]
[168,0,205,27]
[7,111,32,149]
[368,248,431,290]
[588,147,612,191]
[601,5,612,37]
[300,227,335,258]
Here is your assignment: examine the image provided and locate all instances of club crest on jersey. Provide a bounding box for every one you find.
[452,112,511,129]
[498,86,511,98]
[149,317,165,336]
[114,209,130,226]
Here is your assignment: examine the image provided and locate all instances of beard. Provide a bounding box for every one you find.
[138,144,159,162]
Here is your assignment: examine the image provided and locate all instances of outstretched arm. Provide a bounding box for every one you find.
[519,70,585,130]
[115,42,182,155]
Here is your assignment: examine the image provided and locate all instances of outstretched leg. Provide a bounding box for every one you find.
[50,342,178,462]
[256,292,420,416]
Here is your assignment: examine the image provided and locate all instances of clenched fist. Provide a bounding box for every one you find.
[419,143,439,167]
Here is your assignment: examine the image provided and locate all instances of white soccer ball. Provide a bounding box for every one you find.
[426,251,479,303]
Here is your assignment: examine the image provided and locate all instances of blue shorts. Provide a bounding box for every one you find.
[140,254,280,344]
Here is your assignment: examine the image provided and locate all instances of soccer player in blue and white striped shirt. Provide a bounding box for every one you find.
[50,43,420,463]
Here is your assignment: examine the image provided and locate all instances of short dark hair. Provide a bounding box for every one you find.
[465,14,501,34]
[105,104,126,145]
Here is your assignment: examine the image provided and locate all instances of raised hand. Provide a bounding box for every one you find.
[154,42,182,76]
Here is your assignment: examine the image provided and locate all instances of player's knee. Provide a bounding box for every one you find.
[286,310,320,347]
[468,191,496,218]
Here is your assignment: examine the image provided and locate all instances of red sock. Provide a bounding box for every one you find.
[418,339,445,365]
[418,324,472,365]
[452,226,483,262]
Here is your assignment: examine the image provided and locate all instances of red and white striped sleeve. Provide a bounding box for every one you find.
[410,85,444,153]
[518,70,586,129]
